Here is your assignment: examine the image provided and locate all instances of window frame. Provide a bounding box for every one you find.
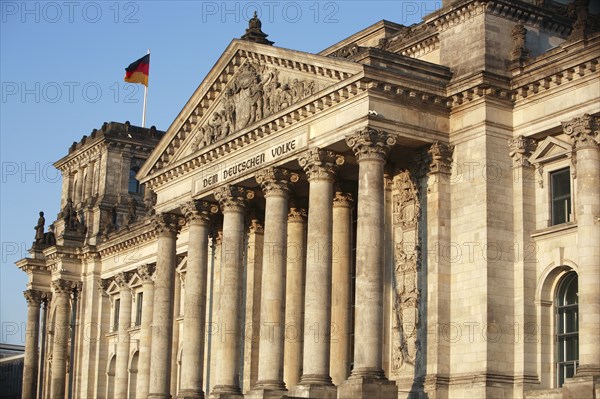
[555,272,579,387]
[550,167,572,226]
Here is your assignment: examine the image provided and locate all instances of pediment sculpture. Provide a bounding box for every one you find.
[192,61,320,151]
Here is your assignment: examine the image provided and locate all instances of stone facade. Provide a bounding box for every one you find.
[15,1,599,398]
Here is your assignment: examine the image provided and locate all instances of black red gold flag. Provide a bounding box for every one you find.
[124,54,149,86]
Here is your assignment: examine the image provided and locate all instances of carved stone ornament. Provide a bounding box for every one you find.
[391,169,422,375]
[346,128,396,162]
[298,148,344,182]
[214,185,254,212]
[191,61,320,151]
[508,135,537,167]
[562,113,599,150]
[428,142,454,175]
[255,167,299,197]
[181,200,218,225]
[152,213,183,236]
[510,24,530,64]
[332,192,354,208]
[288,207,307,222]
[23,289,42,306]
[329,43,361,59]
[97,278,109,295]
[248,218,264,234]
[137,264,156,283]
[51,279,82,295]
[114,272,131,289]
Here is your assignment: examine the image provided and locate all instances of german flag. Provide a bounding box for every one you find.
[124,54,149,86]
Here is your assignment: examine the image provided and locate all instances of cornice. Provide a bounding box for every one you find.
[16,258,50,273]
[97,219,157,257]
[425,0,572,36]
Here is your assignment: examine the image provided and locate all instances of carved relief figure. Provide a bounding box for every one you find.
[191,61,320,151]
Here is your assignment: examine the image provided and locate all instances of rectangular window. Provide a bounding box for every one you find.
[551,168,571,225]
[113,298,120,332]
[135,292,143,326]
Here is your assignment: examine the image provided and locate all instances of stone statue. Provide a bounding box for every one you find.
[127,197,138,224]
[34,211,45,243]
[63,198,76,229]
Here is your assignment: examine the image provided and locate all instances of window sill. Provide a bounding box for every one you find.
[532,222,577,239]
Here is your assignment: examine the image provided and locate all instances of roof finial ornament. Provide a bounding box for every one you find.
[241,11,274,46]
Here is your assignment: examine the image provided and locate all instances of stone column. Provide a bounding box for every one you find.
[115,272,133,399]
[251,168,297,397]
[179,201,216,399]
[243,219,264,393]
[137,264,156,399]
[339,128,397,399]
[50,279,75,399]
[330,192,354,386]
[149,213,182,399]
[292,149,344,398]
[508,136,538,392]
[283,207,307,389]
[210,185,253,398]
[84,162,95,202]
[563,115,600,376]
[22,289,42,399]
[73,170,83,205]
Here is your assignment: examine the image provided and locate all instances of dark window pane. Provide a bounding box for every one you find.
[551,168,571,225]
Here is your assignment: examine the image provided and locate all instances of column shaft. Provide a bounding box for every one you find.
[50,281,72,399]
[179,201,213,399]
[339,128,397,399]
[23,290,42,399]
[253,168,295,394]
[294,149,343,398]
[149,214,181,399]
[330,193,353,386]
[283,209,307,388]
[211,185,250,397]
[115,275,132,399]
[137,265,155,398]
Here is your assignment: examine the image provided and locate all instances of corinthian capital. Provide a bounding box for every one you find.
[508,135,537,167]
[255,167,299,197]
[181,200,217,225]
[333,192,354,208]
[51,279,81,295]
[298,148,344,182]
[152,213,183,236]
[137,264,155,283]
[288,207,307,222]
[346,128,396,162]
[23,289,42,306]
[114,272,131,289]
[214,185,254,213]
[562,114,599,150]
[428,142,454,175]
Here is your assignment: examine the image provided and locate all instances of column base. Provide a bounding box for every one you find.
[561,370,599,399]
[288,380,336,399]
[246,387,288,399]
[337,371,397,399]
[178,388,205,399]
[148,394,173,399]
[209,385,243,399]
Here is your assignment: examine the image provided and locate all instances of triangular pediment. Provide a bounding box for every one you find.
[138,39,363,182]
[529,136,572,164]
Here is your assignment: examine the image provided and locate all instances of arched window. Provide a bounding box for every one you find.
[556,272,578,387]
[128,167,140,194]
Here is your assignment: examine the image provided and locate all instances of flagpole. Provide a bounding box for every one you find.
[142,49,149,128]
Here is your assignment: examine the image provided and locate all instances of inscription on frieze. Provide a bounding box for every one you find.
[193,133,307,195]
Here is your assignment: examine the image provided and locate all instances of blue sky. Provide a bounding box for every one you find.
[0,1,438,345]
